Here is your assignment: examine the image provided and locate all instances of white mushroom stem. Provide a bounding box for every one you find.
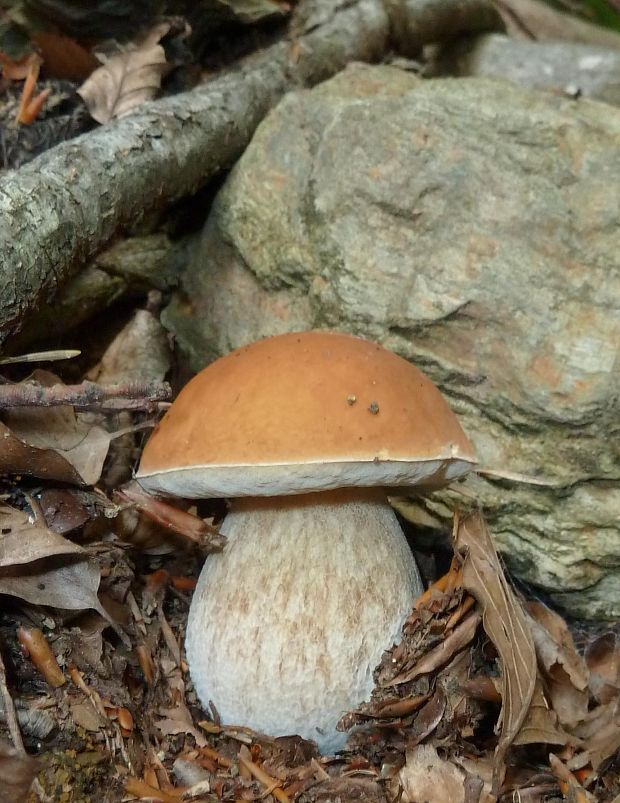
[185,488,422,753]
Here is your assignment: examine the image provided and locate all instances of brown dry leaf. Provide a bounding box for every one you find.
[0,741,39,803]
[87,309,171,385]
[512,678,571,748]
[77,23,172,124]
[157,661,207,747]
[0,506,113,623]
[585,633,620,705]
[39,489,93,535]
[526,602,589,729]
[391,745,466,803]
[0,371,111,485]
[69,701,107,732]
[384,611,481,687]
[157,703,207,747]
[406,688,446,747]
[572,701,620,771]
[31,31,98,81]
[454,511,537,795]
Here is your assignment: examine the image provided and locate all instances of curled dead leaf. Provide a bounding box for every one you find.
[0,506,117,629]
[77,23,174,124]
[585,633,620,705]
[392,745,466,803]
[526,601,589,729]
[454,511,537,795]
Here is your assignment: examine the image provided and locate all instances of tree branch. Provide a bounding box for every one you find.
[0,0,504,347]
[0,380,171,411]
[0,0,389,346]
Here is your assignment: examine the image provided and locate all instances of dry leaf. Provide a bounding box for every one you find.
[512,678,571,748]
[392,745,466,803]
[31,31,98,81]
[526,602,589,729]
[406,688,446,747]
[527,602,589,689]
[39,489,93,535]
[384,611,481,687]
[0,371,111,485]
[454,511,537,795]
[87,310,171,385]
[585,633,620,705]
[70,701,107,732]
[157,703,207,747]
[77,23,172,124]
[0,506,113,624]
[573,702,620,771]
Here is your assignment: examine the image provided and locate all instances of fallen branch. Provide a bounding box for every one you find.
[0,380,171,411]
[0,0,504,347]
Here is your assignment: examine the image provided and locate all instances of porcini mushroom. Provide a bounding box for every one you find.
[137,331,475,751]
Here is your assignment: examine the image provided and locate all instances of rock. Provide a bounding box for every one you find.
[163,64,620,618]
[434,33,620,105]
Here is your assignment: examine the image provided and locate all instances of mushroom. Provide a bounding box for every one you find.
[136,331,475,752]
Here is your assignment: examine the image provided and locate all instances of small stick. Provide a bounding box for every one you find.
[116,482,226,553]
[124,776,182,802]
[0,644,26,755]
[197,744,232,768]
[0,349,81,364]
[238,751,291,803]
[0,379,171,411]
[549,754,593,803]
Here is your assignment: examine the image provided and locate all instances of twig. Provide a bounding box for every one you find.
[549,753,594,803]
[116,481,226,553]
[124,777,181,802]
[238,749,292,803]
[0,349,81,364]
[0,644,26,755]
[0,379,171,411]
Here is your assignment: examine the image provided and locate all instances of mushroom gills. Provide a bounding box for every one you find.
[185,488,422,753]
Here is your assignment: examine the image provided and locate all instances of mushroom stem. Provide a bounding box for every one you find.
[185,488,422,752]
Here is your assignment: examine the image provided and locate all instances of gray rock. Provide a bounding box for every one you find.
[434,33,620,105]
[164,64,620,618]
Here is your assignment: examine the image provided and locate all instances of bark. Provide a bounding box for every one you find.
[0,0,504,347]
[0,379,171,411]
[0,0,390,346]
[10,234,182,350]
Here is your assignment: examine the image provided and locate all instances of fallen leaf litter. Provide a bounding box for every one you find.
[0,373,618,802]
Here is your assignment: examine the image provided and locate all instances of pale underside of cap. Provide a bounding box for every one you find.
[138,455,472,497]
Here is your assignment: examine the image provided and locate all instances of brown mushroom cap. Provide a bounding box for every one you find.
[137,331,476,497]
